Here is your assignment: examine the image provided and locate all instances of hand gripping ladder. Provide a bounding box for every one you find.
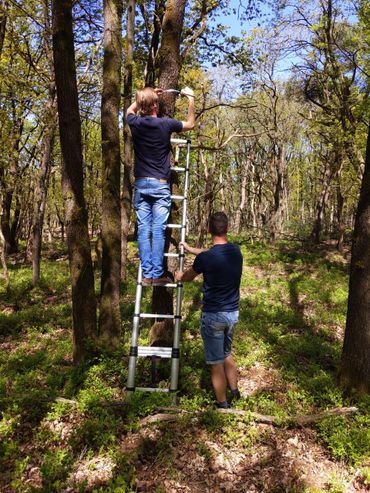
[126,136,191,394]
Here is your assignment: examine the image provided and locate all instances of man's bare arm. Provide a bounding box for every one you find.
[181,242,207,255]
[180,87,195,131]
[175,267,199,282]
[126,101,137,117]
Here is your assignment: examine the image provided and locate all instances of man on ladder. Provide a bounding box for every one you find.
[126,86,195,286]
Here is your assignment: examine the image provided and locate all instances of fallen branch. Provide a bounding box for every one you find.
[291,406,358,426]
[139,406,358,428]
[56,397,78,406]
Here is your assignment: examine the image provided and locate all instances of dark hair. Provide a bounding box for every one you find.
[209,212,228,236]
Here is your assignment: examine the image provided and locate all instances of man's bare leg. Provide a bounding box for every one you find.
[210,363,227,402]
[224,355,238,391]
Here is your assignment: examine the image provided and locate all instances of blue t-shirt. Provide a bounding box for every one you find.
[193,243,243,313]
[127,114,183,180]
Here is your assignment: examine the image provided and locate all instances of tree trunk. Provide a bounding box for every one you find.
[235,170,247,234]
[0,106,23,255]
[156,0,186,116]
[144,0,165,87]
[270,145,286,243]
[0,0,7,59]
[197,150,213,247]
[31,113,56,285]
[52,0,97,363]
[340,122,370,393]
[121,0,135,280]
[99,0,122,347]
[31,0,57,286]
[310,158,335,244]
[150,0,187,346]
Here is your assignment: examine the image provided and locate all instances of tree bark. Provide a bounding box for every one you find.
[31,0,57,286]
[270,144,286,243]
[52,0,97,363]
[310,157,335,244]
[0,0,7,59]
[99,0,122,346]
[235,168,247,234]
[156,0,186,116]
[121,0,135,280]
[150,0,187,346]
[340,122,370,394]
[144,0,165,87]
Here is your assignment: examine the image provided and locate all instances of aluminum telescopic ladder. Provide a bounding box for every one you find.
[126,136,191,394]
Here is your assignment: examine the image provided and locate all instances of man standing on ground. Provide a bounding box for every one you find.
[126,86,195,286]
[175,212,243,408]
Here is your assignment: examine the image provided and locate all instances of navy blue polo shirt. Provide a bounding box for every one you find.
[193,243,243,313]
[127,114,183,180]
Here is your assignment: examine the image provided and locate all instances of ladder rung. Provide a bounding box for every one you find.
[167,223,183,229]
[139,313,175,319]
[135,387,170,393]
[138,346,172,358]
[170,138,188,145]
[170,194,185,200]
[171,167,186,172]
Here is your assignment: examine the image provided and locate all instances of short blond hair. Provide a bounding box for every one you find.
[136,87,158,116]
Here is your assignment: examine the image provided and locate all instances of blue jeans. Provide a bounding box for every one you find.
[134,178,171,279]
[200,311,239,364]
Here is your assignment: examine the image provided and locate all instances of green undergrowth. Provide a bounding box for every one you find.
[0,241,369,492]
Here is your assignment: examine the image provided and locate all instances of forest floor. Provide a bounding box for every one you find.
[0,240,370,493]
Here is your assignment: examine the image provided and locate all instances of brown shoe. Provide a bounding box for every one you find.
[142,278,152,286]
[152,276,172,286]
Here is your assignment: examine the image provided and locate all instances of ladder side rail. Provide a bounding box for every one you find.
[170,137,191,391]
[127,263,144,391]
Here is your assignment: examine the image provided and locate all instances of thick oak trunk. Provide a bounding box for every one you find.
[99,0,122,346]
[150,0,186,346]
[340,122,370,394]
[52,0,97,363]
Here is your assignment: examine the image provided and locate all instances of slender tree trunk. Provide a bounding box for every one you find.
[197,150,213,246]
[340,122,370,393]
[121,0,135,280]
[235,170,247,234]
[219,168,225,212]
[99,0,122,346]
[31,0,57,286]
[270,145,286,243]
[249,160,257,230]
[144,0,165,87]
[311,159,335,244]
[0,0,7,59]
[52,0,97,363]
[335,164,345,252]
[31,114,56,285]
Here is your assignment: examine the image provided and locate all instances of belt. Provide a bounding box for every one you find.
[136,176,168,183]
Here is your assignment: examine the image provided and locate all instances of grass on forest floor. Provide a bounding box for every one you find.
[0,240,370,493]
